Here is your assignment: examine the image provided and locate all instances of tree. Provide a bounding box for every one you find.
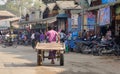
[0,0,33,16]
[33,0,42,9]
[0,0,44,16]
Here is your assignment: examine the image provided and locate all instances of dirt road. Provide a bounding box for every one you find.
[0,46,120,74]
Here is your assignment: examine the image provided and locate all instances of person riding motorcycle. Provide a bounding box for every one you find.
[5,32,13,45]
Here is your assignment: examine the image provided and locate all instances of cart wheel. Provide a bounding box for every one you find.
[37,50,42,66]
[60,53,64,66]
[42,51,45,61]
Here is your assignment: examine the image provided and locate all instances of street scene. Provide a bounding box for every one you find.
[0,0,120,74]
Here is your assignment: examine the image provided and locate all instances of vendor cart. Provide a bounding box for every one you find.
[35,42,65,66]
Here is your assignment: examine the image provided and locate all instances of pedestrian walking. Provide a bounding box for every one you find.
[35,31,40,42]
[39,32,45,43]
[31,31,35,49]
[59,30,66,43]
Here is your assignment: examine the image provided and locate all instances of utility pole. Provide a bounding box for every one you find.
[81,9,84,32]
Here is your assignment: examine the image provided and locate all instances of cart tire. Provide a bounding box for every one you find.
[37,50,42,66]
[60,54,64,66]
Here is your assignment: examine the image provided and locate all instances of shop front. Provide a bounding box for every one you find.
[57,13,68,31]
[115,4,120,37]
[113,4,120,44]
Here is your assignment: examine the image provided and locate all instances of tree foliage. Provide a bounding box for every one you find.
[0,0,38,16]
[33,0,42,9]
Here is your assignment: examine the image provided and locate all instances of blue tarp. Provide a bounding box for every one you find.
[102,0,116,4]
[57,14,68,18]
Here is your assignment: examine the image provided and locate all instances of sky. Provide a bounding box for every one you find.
[0,0,7,5]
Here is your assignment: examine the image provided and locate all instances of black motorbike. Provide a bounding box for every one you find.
[93,39,120,56]
[1,38,17,48]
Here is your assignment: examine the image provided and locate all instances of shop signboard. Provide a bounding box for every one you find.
[99,6,110,26]
[71,14,78,28]
[102,0,116,4]
[87,12,95,29]
[68,14,81,32]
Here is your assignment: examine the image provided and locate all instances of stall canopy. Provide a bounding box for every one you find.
[0,10,16,17]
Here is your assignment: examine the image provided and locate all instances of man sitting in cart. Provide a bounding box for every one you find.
[46,26,60,64]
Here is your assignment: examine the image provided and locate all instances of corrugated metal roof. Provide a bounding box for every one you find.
[47,3,56,11]
[0,11,16,17]
[0,17,20,22]
[40,3,47,12]
[56,1,81,9]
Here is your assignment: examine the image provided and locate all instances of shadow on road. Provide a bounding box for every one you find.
[0,46,37,66]
[58,71,99,74]
[4,63,37,67]
[0,46,66,68]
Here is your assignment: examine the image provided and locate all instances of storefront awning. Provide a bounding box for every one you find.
[19,16,57,24]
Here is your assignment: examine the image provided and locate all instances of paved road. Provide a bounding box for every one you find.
[0,45,120,74]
